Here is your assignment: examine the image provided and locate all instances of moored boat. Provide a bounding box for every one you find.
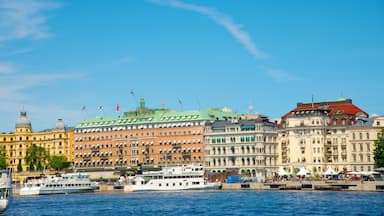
[19,173,98,196]
[0,170,12,213]
[124,164,221,192]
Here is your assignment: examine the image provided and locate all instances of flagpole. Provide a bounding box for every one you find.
[178,98,183,111]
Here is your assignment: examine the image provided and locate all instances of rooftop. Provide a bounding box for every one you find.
[282,98,368,120]
[75,107,238,129]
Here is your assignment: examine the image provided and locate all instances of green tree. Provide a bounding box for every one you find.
[0,145,7,169]
[25,144,49,172]
[374,128,384,168]
[49,155,71,171]
[17,160,23,172]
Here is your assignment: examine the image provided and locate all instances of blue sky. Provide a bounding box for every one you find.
[0,0,383,132]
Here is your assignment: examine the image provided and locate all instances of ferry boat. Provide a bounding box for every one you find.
[124,164,221,192]
[19,173,98,196]
[0,170,12,213]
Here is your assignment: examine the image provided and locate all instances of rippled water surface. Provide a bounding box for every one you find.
[4,191,384,215]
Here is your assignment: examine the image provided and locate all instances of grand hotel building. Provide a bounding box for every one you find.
[73,99,237,169]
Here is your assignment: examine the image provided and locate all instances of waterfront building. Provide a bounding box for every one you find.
[277,98,369,174]
[0,111,74,172]
[204,115,278,177]
[346,116,384,172]
[73,99,237,169]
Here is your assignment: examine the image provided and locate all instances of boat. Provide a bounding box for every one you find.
[0,170,12,213]
[19,173,98,196]
[124,164,221,192]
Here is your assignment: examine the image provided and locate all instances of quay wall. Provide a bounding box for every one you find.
[12,181,384,196]
[221,181,384,192]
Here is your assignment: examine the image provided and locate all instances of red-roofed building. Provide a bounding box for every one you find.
[280,98,368,128]
[277,98,371,174]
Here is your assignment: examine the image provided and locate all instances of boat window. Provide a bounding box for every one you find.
[159,183,162,187]
[179,182,182,186]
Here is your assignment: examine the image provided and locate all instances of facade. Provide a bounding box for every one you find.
[346,116,384,172]
[0,111,74,172]
[73,99,237,169]
[277,98,369,174]
[204,115,278,177]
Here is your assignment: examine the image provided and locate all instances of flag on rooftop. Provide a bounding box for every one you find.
[116,104,120,112]
[81,105,86,111]
[98,106,103,111]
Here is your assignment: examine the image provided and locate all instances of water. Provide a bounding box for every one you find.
[4,191,384,215]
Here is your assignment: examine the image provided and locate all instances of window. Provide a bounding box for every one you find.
[366,133,369,140]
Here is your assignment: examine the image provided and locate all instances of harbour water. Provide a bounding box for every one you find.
[5,191,384,215]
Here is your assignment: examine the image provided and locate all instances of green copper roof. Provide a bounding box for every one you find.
[75,108,237,128]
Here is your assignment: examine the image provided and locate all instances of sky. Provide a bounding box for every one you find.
[0,0,383,132]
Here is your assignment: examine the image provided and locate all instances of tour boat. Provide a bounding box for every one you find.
[0,170,12,213]
[19,173,98,196]
[124,164,221,192]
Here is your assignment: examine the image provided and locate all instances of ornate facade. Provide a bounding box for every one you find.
[204,115,278,177]
[277,98,373,174]
[0,111,74,172]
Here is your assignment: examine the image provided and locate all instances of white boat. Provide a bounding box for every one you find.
[19,173,98,196]
[124,164,221,192]
[0,170,12,213]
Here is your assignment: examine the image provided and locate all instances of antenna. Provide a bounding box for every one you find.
[248,103,254,114]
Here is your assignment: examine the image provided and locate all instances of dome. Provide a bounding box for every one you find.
[16,111,31,127]
[55,118,66,130]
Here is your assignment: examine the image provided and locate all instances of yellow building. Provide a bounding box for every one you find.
[0,111,74,172]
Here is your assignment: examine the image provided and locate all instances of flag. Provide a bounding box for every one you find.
[130,89,135,96]
[116,104,120,112]
[98,106,103,111]
[160,100,165,108]
[178,98,182,105]
[81,105,86,111]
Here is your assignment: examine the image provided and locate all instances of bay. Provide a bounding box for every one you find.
[4,191,384,215]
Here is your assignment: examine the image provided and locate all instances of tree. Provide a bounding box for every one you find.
[17,161,23,172]
[49,155,71,171]
[0,145,7,169]
[25,144,49,172]
[374,128,384,168]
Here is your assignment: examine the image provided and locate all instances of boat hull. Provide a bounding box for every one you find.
[124,182,221,192]
[0,199,8,213]
[20,187,96,196]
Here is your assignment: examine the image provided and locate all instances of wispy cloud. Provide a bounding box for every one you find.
[152,0,267,59]
[113,56,135,65]
[0,72,84,102]
[0,62,15,74]
[263,67,299,82]
[0,0,60,42]
[0,71,85,131]
[0,47,34,57]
